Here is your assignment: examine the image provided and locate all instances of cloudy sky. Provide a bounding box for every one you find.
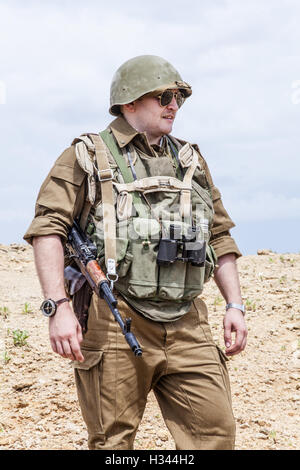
[0,0,299,254]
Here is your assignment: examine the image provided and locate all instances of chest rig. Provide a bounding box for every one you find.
[72,129,217,303]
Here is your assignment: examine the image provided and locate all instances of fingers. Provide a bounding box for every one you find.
[223,311,248,356]
[50,338,58,355]
[51,338,84,362]
[224,323,232,349]
[61,340,76,361]
[240,334,248,352]
[225,328,247,356]
[50,338,73,360]
[69,334,84,362]
[49,326,84,362]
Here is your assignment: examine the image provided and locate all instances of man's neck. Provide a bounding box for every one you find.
[147,134,164,146]
[122,113,163,146]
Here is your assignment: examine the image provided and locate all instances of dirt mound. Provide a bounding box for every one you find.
[0,244,299,450]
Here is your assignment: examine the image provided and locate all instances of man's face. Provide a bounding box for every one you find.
[125,90,180,144]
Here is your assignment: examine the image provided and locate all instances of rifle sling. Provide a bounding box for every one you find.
[88,133,117,269]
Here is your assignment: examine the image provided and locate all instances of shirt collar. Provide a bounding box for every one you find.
[108,115,170,157]
[109,116,140,148]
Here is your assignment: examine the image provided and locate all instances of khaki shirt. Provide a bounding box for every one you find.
[24,116,242,261]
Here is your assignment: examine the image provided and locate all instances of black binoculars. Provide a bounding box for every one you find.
[157,224,206,267]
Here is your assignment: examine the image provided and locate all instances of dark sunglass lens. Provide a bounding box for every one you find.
[160,90,174,106]
[176,93,185,108]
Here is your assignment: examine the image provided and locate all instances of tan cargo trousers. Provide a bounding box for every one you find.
[73,294,236,450]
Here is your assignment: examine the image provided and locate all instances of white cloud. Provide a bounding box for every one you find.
[291,80,300,105]
[0,0,300,251]
[0,80,6,104]
[225,192,300,221]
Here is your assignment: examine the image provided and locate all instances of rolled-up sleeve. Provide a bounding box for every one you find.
[23,146,86,245]
[197,150,242,260]
[209,185,242,259]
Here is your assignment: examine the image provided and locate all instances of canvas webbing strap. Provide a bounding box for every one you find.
[100,130,133,183]
[114,163,198,220]
[179,146,199,219]
[88,134,117,276]
[166,135,184,180]
[100,130,148,218]
[72,134,97,231]
[114,176,192,194]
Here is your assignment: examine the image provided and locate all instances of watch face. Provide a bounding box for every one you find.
[41,299,56,317]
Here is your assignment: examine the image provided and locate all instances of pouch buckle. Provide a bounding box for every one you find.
[159,178,171,188]
[98,168,113,182]
[107,258,118,290]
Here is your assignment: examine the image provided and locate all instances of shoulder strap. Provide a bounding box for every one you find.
[72,133,97,231]
[87,133,117,280]
[166,135,184,180]
[179,144,200,219]
[100,129,148,218]
[100,130,134,184]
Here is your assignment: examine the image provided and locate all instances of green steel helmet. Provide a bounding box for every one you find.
[109,55,192,116]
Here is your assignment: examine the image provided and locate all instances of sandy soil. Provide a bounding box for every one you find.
[0,243,299,450]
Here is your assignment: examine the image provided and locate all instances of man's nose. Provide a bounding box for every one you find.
[166,96,179,111]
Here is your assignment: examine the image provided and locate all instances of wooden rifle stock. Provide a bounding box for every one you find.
[66,220,142,357]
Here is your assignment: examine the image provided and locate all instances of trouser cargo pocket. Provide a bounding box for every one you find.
[73,349,106,445]
[215,345,233,407]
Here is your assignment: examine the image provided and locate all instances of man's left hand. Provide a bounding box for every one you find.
[223,308,248,356]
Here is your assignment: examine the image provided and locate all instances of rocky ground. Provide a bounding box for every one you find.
[0,243,299,450]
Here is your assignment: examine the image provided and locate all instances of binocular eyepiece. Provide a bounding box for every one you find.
[157,224,206,267]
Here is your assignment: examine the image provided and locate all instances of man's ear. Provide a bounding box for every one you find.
[122,101,136,113]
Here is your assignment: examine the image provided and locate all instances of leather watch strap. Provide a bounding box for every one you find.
[55,298,70,306]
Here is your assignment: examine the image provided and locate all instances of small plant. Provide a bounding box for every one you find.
[22,302,33,314]
[12,329,29,347]
[268,257,274,263]
[269,430,277,443]
[279,275,287,285]
[245,298,257,312]
[3,351,11,364]
[213,296,224,306]
[0,306,10,319]
[280,255,285,263]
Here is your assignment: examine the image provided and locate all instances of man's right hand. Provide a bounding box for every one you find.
[49,302,84,362]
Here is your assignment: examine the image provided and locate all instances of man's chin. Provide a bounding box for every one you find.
[160,120,174,135]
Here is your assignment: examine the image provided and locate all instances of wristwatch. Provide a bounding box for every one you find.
[225,303,245,315]
[40,298,69,317]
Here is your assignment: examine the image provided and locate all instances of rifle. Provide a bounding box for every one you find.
[66,220,142,357]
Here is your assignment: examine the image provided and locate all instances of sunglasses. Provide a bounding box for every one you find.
[154,89,185,108]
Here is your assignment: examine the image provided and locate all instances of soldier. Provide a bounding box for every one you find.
[24,55,247,450]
